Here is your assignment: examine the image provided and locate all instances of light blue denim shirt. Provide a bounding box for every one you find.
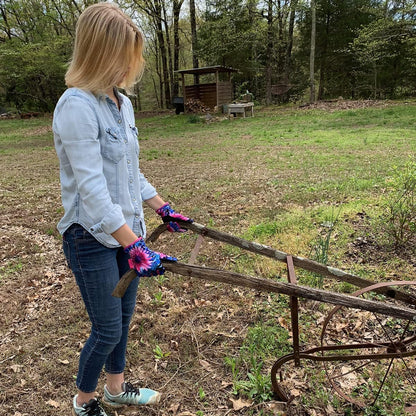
[53,87,157,248]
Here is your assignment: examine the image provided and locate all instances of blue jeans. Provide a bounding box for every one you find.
[63,224,140,393]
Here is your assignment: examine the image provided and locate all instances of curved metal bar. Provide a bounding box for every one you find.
[320,281,416,408]
[321,281,416,345]
[271,345,416,402]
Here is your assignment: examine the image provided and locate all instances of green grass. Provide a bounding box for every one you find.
[138,105,416,206]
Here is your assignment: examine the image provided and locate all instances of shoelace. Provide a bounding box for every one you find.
[82,399,104,416]
[122,382,141,397]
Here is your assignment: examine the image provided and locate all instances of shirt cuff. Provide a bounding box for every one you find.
[89,204,126,235]
[141,186,158,202]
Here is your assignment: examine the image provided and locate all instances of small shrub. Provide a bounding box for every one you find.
[233,361,273,402]
[377,158,416,249]
[187,114,202,124]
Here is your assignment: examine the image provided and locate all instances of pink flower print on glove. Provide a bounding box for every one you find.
[124,238,176,277]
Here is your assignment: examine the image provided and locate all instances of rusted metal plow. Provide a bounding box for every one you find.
[113,221,416,412]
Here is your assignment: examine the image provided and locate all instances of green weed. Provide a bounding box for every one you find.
[198,386,206,401]
[0,261,23,282]
[307,207,340,288]
[152,290,164,305]
[155,274,167,285]
[153,344,170,360]
[233,361,273,402]
[188,114,202,124]
[143,148,161,160]
[225,321,291,403]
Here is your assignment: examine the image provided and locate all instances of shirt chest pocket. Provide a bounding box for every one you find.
[129,125,140,156]
[102,127,126,163]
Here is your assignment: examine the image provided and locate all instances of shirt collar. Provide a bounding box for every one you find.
[99,88,124,107]
[113,88,124,105]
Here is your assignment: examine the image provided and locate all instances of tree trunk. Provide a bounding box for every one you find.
[132,0,171,108]
[281,0,297,102]
[162,1,174,106]
[284,0,297,78]
[133,84,142,111]
[153,39,163,108]
[317,10,330,100]
[189,0,199,85]
[265,0,274,105]
[276,0,285,76]
[153,1,171,108]
[309,0,316,104]
[172,0,184,98]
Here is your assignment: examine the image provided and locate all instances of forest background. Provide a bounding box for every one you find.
[0,0,415,113]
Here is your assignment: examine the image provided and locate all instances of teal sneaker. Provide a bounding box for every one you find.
[103,382,162,408]
[72,396,108,416]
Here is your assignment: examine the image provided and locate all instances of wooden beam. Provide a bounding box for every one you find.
[112,263,416,321]
[164,263,416,320]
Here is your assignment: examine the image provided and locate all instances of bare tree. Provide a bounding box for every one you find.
[173,0,184,97]
[189,0,199,84]
[265,0,273,105]
[131,0,171,108]
[309,0,316,103]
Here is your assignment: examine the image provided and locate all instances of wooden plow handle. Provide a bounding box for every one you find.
[148,220,416,304]
[112,220,416,307]
[113,262,416,321]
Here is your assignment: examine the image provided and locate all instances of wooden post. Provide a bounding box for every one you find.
[287,255,300,366]
[216,70,219,110]
[181,73,186,113]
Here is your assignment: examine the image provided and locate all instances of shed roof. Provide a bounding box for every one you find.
[175,65,238,75]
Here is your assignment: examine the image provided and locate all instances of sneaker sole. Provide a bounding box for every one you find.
[102,397,126,409]
[102,392,162,408]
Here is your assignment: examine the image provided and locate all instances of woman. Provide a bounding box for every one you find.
[53,3,192,416]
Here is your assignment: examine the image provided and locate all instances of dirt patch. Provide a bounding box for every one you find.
[299,99,395,112]
[135,109,172,118]
[22,125,53,137]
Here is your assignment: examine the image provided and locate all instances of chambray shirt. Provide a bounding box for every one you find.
[53,87,157,248]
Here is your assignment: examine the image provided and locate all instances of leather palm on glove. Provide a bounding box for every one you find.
[124,238,177,278]
[156,203,193,232]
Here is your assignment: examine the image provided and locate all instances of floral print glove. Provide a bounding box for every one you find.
[124,238,177,277]
[156,203,193,233]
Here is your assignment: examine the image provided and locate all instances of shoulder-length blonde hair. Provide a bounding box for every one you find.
[65,2,145,94]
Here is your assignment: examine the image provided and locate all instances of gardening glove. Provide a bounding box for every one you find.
[156,203,193,233]
[124,238,177,278]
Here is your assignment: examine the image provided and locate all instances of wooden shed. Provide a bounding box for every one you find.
[176,65,238,112]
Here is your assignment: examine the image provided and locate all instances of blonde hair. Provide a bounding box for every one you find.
[65,2,145,94]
